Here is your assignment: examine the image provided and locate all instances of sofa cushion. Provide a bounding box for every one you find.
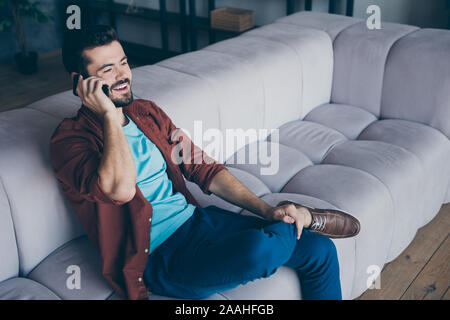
[244,22,333,117]
[322,140,424,261]
[219,266,301,300]
[381,29,450,138]
[359,119,450,227]
[129,65,221,141]
[244,192,356,300]
[107,290,228,300]
[185,167,271,213]
[275,11,362,41]
[267,120,347,163]
[225,141,312,192]
[157,50,264,159]
[304,103,377,140]
[0,108,85,276]
[27,236,113,300]
[331,21,418,116]
[26,90,80,120]
[203,34,302,130]
[0,179,19,282]
[0,277,60,300]
[281,164,394,299]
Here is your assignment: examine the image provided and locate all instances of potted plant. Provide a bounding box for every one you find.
[0,0,53,74]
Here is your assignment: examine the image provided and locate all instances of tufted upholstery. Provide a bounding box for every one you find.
[1,12,449,300]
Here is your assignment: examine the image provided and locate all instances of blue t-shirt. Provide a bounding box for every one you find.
[122,114,195,254]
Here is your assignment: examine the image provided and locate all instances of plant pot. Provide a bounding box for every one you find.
[14,51,38,75]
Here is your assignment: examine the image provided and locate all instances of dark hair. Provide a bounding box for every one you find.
[62,25,119,76]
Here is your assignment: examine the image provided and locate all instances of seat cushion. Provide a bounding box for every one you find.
[107,290,227,300]
[304,103,377,140]
[358,119,450,227]
[27,236,114,300]
[225,141,312,192]
[281,164,394,299]
[267,120,347,163]
[322,140,424,261]
[219,266,301,300]
[0,277,60,300]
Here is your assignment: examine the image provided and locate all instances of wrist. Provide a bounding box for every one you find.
[102,110,119,122]
[259,203,273,219]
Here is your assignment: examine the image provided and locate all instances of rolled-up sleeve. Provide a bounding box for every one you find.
[49,127,127,206]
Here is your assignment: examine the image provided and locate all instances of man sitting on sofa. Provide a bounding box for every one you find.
[50,25,359,300]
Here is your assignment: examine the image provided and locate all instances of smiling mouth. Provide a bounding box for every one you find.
[112,83,129,93]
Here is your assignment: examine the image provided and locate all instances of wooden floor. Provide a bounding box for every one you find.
[1,49,449,300]
[357,203,449,300]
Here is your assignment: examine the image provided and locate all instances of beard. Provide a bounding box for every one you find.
[111,87,134,108]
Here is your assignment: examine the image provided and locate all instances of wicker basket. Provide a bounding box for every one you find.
[210,7,254,32]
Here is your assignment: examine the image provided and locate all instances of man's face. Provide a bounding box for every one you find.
[82,40,134,108]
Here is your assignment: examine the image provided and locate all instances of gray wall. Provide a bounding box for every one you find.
[353,0,448,29]
[0,0,448,64]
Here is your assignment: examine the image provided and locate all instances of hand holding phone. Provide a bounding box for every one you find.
[72,73,116,116]
[73,73,110,97]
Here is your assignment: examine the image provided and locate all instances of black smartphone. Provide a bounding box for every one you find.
[73,73,110,97]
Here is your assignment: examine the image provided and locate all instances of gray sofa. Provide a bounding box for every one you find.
[0,11,449,300]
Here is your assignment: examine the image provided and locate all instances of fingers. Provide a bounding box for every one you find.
[79,75,105,102]
[278,203,303,240]
[295,217,303,240]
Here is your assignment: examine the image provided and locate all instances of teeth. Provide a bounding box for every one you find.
[115,84,126,90]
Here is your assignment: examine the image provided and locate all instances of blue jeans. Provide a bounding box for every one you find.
[144,205,342,300]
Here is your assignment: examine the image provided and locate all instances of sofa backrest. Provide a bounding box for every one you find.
[0,107,84,276]
[0,178,19,282]
[331,21,418,116]
[381,28,450,139]
[277,12,450,139]
[131,22,334,161]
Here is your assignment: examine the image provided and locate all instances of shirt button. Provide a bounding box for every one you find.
[144,248,148,253]
[149,218,152,222]
[138,277,142,282]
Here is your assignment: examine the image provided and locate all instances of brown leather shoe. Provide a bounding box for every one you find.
[277,200,361,238]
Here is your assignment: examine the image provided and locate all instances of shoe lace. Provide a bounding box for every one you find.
[310,215,327,232]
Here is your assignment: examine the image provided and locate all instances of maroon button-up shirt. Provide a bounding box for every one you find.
[49,99,227,300]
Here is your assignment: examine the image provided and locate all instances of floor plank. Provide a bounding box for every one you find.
[442,286,450,300]
[358,203,450,300]
[400,234,450,300]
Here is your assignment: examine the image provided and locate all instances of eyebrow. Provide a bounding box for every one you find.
[96,56,128,72]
